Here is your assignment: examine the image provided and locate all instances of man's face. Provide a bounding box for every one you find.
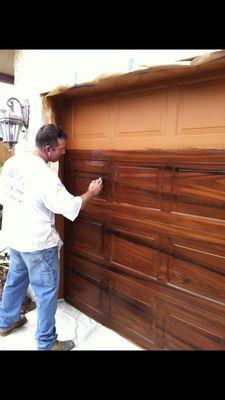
[49,138,67,162]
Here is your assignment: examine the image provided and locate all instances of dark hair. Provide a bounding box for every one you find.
[35,124,67,149]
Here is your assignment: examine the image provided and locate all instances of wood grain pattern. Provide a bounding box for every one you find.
[64,149,225,349]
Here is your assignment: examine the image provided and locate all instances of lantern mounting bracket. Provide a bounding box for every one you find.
[0,97,30,151]
[7,97,30,129]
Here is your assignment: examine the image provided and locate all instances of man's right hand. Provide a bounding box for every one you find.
[80,177,103,209]
[88,177,103,196]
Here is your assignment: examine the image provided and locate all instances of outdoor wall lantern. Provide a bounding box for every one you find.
[0,97,30,151]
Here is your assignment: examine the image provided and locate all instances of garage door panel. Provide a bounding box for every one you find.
[163,301,225,350]
[109,224,159,281]
[72,216,106,259]
[73,99,108,138]
[115,89,167,137]
[172,166,225,220]
[167,236,225,302]
[114,164,162,208]
[110,289,153,340]
[177,81,225,136]
[72,159,107,174]
[65,254,109,319]
[73,172,107,201]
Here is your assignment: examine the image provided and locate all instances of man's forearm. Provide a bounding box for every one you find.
[80,190,95,209]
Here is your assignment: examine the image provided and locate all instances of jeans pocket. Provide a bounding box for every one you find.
[40,248,58,287]
[41,270,56,286]
[41,248,57,265]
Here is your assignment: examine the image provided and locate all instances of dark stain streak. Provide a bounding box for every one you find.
[177,169,225,175]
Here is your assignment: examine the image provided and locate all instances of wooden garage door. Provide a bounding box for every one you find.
[61,75,225,349]
[63,149,225,349]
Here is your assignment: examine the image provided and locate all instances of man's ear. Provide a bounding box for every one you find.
[45,145,51,156]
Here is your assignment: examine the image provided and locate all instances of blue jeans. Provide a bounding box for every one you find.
[0,246,60,350]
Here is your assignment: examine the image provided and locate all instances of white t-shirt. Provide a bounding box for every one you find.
[0,153,82,252]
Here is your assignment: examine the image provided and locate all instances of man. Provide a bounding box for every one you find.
[0,124,103,350]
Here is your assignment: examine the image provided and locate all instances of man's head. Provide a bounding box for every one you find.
[35,124,67,162]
